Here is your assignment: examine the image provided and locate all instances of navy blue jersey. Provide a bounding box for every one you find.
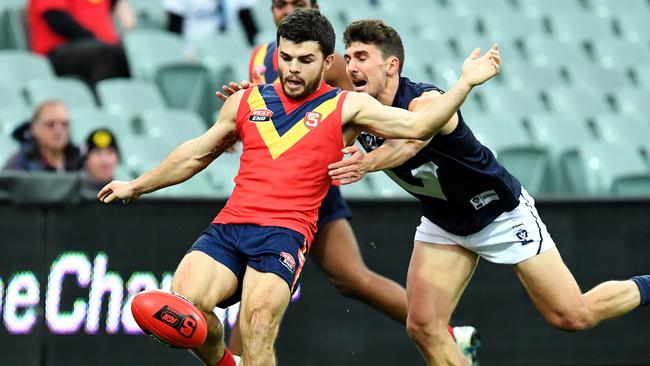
[357,77,521,235]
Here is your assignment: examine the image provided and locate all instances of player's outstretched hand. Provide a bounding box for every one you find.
[328,145,368,185]
[97,180,139,204]
[460,43,500,87]
[215,65,265,101]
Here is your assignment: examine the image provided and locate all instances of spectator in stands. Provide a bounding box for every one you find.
[28,0,135,89]
[165,0,259,56]
[80,128,120,197]
[3,100,81,172]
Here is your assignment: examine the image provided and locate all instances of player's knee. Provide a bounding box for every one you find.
[170,281,210,312]
[406,315,447,347]
[243,307,277,342]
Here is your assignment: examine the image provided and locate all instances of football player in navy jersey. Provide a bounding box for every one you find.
[328,19,649,366]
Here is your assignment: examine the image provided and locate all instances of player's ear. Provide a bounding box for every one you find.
[323,54,335,71]
[386,56,400,76]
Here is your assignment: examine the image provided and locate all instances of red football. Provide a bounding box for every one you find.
[131,289,208,348]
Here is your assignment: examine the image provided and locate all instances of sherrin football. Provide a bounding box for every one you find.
[131,289,208,348]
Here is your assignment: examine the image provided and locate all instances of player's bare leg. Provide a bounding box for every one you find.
[406,242,478,366]
[514,247,642,331]
[171,251,239,365]
[238,267,291,366]
[310,218,408,322]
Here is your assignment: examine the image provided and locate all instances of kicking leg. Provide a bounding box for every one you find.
[238,267,291,366]
[406,242,479,366]
[514,247,643,331]
[310,218,408,323]
[172,251,239,365]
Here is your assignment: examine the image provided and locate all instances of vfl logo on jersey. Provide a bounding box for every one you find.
[279,252,296,273]
[515,228,534,245]
[249,109,273,123]
[359,132,383,151]
[470,190,500,210]
[304,111,322,129]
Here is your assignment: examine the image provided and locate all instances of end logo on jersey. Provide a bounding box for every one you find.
[279,252,296,273]
[470,190,500,210]
[249,109,273,123]
[304,111,322,130]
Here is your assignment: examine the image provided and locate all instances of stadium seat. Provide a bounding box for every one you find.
[641,144,650,168]
[96,78,166,124]
[591,115,650,149]
[591,38,650,69]
[566,63,632,89]
[0,81,26,109]
[204,148,241,196]
[548,13,616,42]
[25,77,96,108]
[481,87,547,117]
[140,109,207,146]
[339,179,376,199]
[0,0,27,50]
[452,0,516,16]
[368,173,413,199]
[616,14,650,43]
[479,10,546,40]
[0,132,19,166]
[120,135,174,175]
[614,89,650,117]
[123,29,188,80]
[0,105,30,136]
[453,35,521,65]
[0,50,55,89]
[401,59,435,85]
[560,142,650,195]
[545,87,612,117]
[129,0,166,30]
[155,62,212,114]
[403,37,456,65]
[589,0,650,19]
[151,170,218,198]
[68,107,133,144]
[468,114,549,195]
[522,35,592,67]
[503,63,566,90]
[634,65,650,88]
[522,0,587,18]
[418,10,479,41]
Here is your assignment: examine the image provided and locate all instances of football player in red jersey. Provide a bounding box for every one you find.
[98,9,499,366]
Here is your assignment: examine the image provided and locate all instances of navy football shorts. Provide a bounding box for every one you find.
[189,223,308,307]
[317,185,352,228]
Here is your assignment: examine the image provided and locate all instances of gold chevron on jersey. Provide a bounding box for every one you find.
[246,85,341,160]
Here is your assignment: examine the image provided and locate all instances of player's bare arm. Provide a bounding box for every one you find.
[97,91,243,204]
[330,91,456,183]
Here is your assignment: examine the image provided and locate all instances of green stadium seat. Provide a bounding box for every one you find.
[591,115,650,149]
[113,164,134,181]
[548,13,616,42]
[25,77,96,108]
[467,114,549,195]
[368,173,413,199]
[545,87,612,117]
[479,10,546,40]
[481,87,547,117]
[504,63,566,90]
[453,35,522,68]
[401,59,434,85]
[566,63,632,89]
[96,78,166,124]
[0,81,26,109]
[129,0,166,30]
[120,135,174,175]
[591,38,650,69]
[0,132,19,166]
[140,109,207,146]
[123,29,187,80]
[0,0,28,50]
[0,105,30,136]
[452,0,516,15]
[522,35,592,67]
[589,0,650,18]
[560,142,650,195]
[0,50,54,89]
[418,10,479,41]
[614,89,650,117]
[339,179,376,199]
[204,148,241,196]
[641,144,650,168]
[616,14,650,43]
[155,62,212,115]
[250,2,276,37]
[403,37,455,65]
[69,107,133,144]
[522,0,587,18]
[151,170,218,198]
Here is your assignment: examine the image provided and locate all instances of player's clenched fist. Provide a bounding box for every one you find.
[97,180,139,204]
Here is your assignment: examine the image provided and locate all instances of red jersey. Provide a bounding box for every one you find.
[29,0,119,55]
[214,82,347,243]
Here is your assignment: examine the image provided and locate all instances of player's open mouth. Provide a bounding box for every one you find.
[286,78,303,88]
[352,79,367,90]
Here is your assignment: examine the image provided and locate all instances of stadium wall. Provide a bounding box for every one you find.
[0,199,649,366]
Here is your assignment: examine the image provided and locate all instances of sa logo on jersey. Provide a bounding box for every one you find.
[249,109,273,123]
[304,111,322,130]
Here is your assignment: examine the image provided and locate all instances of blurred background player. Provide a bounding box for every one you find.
[328,19,649,366]
[98,9,499,365]
[3,100,80,172]
[28,0,134,90]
